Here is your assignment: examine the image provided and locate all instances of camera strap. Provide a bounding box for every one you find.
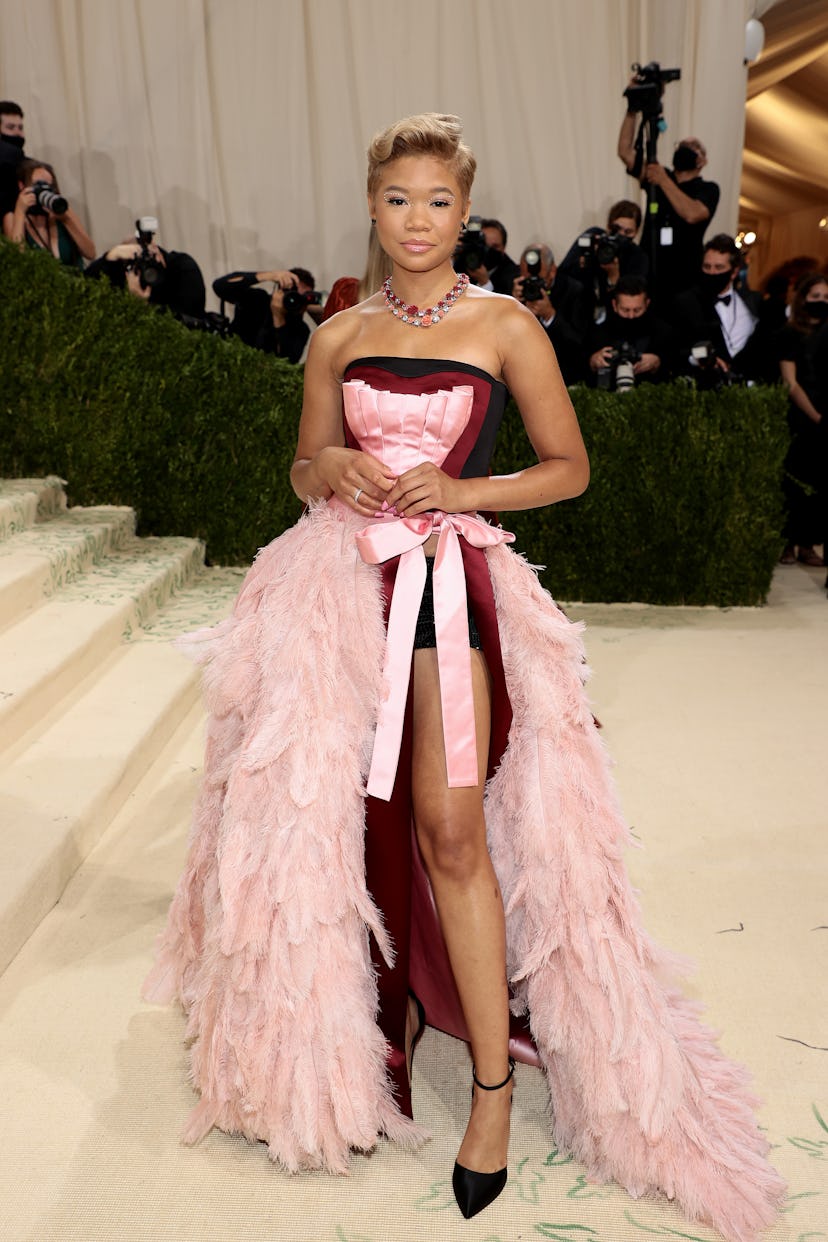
[26,217,53,254]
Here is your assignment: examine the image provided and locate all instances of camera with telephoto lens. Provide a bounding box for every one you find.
[27,180,68,217]
[596,340,641,392]
[521,248,546,302]
[453,215,496,277]
[623,61,681,119]
[125,217,166,291]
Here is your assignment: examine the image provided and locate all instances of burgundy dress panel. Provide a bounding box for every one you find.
[342,359,531,1113]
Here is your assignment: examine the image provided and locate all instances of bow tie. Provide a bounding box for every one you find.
[716,294,732,306]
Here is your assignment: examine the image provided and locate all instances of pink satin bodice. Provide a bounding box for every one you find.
[342,378,476,475]
[339,380,514,802]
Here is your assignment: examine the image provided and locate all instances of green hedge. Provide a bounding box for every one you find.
[1,241,303,564]
[2,241,788,603]
[493,381,789,605]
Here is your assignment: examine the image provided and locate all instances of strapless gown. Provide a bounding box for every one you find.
[143,358,784,1242]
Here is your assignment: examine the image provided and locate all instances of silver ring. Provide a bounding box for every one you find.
[353,487,363,504]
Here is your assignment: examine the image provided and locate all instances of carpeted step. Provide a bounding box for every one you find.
[0,534,205,756]
[0,640,201,973]
[132,565,247,642]
[0,505,136,632]
[0,476,67,542]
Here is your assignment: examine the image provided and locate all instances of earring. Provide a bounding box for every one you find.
[370,218,376,226]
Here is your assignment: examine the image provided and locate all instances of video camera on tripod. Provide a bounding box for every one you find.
[623,61,681,120]
[623,61,682,279]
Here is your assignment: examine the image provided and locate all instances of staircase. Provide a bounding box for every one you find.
[0,478,245,972]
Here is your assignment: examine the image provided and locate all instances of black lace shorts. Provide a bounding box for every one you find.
[413,556,482,650]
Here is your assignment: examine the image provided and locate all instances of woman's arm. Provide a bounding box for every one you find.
[387,300,589,518]
[4,186,35,244]
[290,320,396,513]
[780,357,823,424]
[60,207,96,260]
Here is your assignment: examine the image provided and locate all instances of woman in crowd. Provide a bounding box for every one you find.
[2,157,95,267]
[777,272,828,566]
[145,113,784,1239]
[321,222,393,320]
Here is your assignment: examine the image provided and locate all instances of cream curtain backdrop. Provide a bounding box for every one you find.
[1,0,752,302]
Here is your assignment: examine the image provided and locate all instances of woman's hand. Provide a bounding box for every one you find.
[315,446,397,515]
[385,462,469,518]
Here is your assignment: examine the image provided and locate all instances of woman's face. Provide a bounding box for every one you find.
[804,281,828,309]
[369,155,467,275]
[23,165,54,189]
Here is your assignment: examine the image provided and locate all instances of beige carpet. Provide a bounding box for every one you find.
[1,564,826,1242]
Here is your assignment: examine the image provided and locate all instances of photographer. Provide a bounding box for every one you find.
[2,158,95,268]
[479,218,521,293]
[618,66,719,301]
[511,243,589,385]
[586,275,673,390]
[0,100,26,219]
[213,267,317,363]
[559,200,648,320]
[453,215,519,294]
[86,220,206,320]
[670,234,768,386]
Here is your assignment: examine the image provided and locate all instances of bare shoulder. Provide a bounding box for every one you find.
[466,285,537,335]
[308,295,386,379]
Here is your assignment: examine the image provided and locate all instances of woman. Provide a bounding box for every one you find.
[777,272,828,566]
[145,115,784,1237]
[320,223,392,320]
[2,157,95,267]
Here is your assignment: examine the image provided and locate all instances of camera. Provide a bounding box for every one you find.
[596,340,641,392]
[453,215,496,277]
[282,287,321,316]
[623,61,681,119]
[578,230,627,270]
[125,216,166,291]
[690,341,741,390]
[521,248,546,302]
[179,310,233,338]
[27,180,68,217]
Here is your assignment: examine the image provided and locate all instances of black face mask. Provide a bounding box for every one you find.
[1,132,25,150]
[673,144,699,173]
[805,300,828,322]
[699,270,733,299]
[608,309,648,339]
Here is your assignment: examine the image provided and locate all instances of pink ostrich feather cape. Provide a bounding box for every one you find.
[144,376,785,1242]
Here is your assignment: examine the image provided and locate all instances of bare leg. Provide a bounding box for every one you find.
[411,648,512,1174]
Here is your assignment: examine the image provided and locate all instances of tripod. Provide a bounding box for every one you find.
[632,109,665,280]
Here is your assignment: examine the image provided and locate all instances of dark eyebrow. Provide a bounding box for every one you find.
[383,185,456,194]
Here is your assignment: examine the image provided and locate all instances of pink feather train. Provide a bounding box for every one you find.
[143,500,785,1241]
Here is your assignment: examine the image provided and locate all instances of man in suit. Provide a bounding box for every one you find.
[669,234,768,385]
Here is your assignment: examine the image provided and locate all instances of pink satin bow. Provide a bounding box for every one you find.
[355,509,514,802]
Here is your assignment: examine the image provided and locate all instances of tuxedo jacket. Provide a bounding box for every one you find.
[669,285,771,381]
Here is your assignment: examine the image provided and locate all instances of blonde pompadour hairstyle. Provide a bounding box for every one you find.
[367,113,476,200]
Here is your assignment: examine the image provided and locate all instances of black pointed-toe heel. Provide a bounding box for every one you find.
[452,1057,515,1219]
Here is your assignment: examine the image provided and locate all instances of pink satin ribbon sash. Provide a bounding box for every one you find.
[354,508,515,802]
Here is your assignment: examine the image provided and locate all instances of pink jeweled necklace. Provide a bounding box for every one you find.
[382,272,469,327]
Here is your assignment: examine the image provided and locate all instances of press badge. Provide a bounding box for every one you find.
[660,226,674,246]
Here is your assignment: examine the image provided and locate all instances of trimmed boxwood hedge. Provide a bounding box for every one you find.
[2,240,788,603]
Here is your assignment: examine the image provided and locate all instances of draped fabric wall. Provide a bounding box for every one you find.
[1,0,751,304]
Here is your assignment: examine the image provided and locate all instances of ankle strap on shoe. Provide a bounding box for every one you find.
[472,1057,515,1092]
